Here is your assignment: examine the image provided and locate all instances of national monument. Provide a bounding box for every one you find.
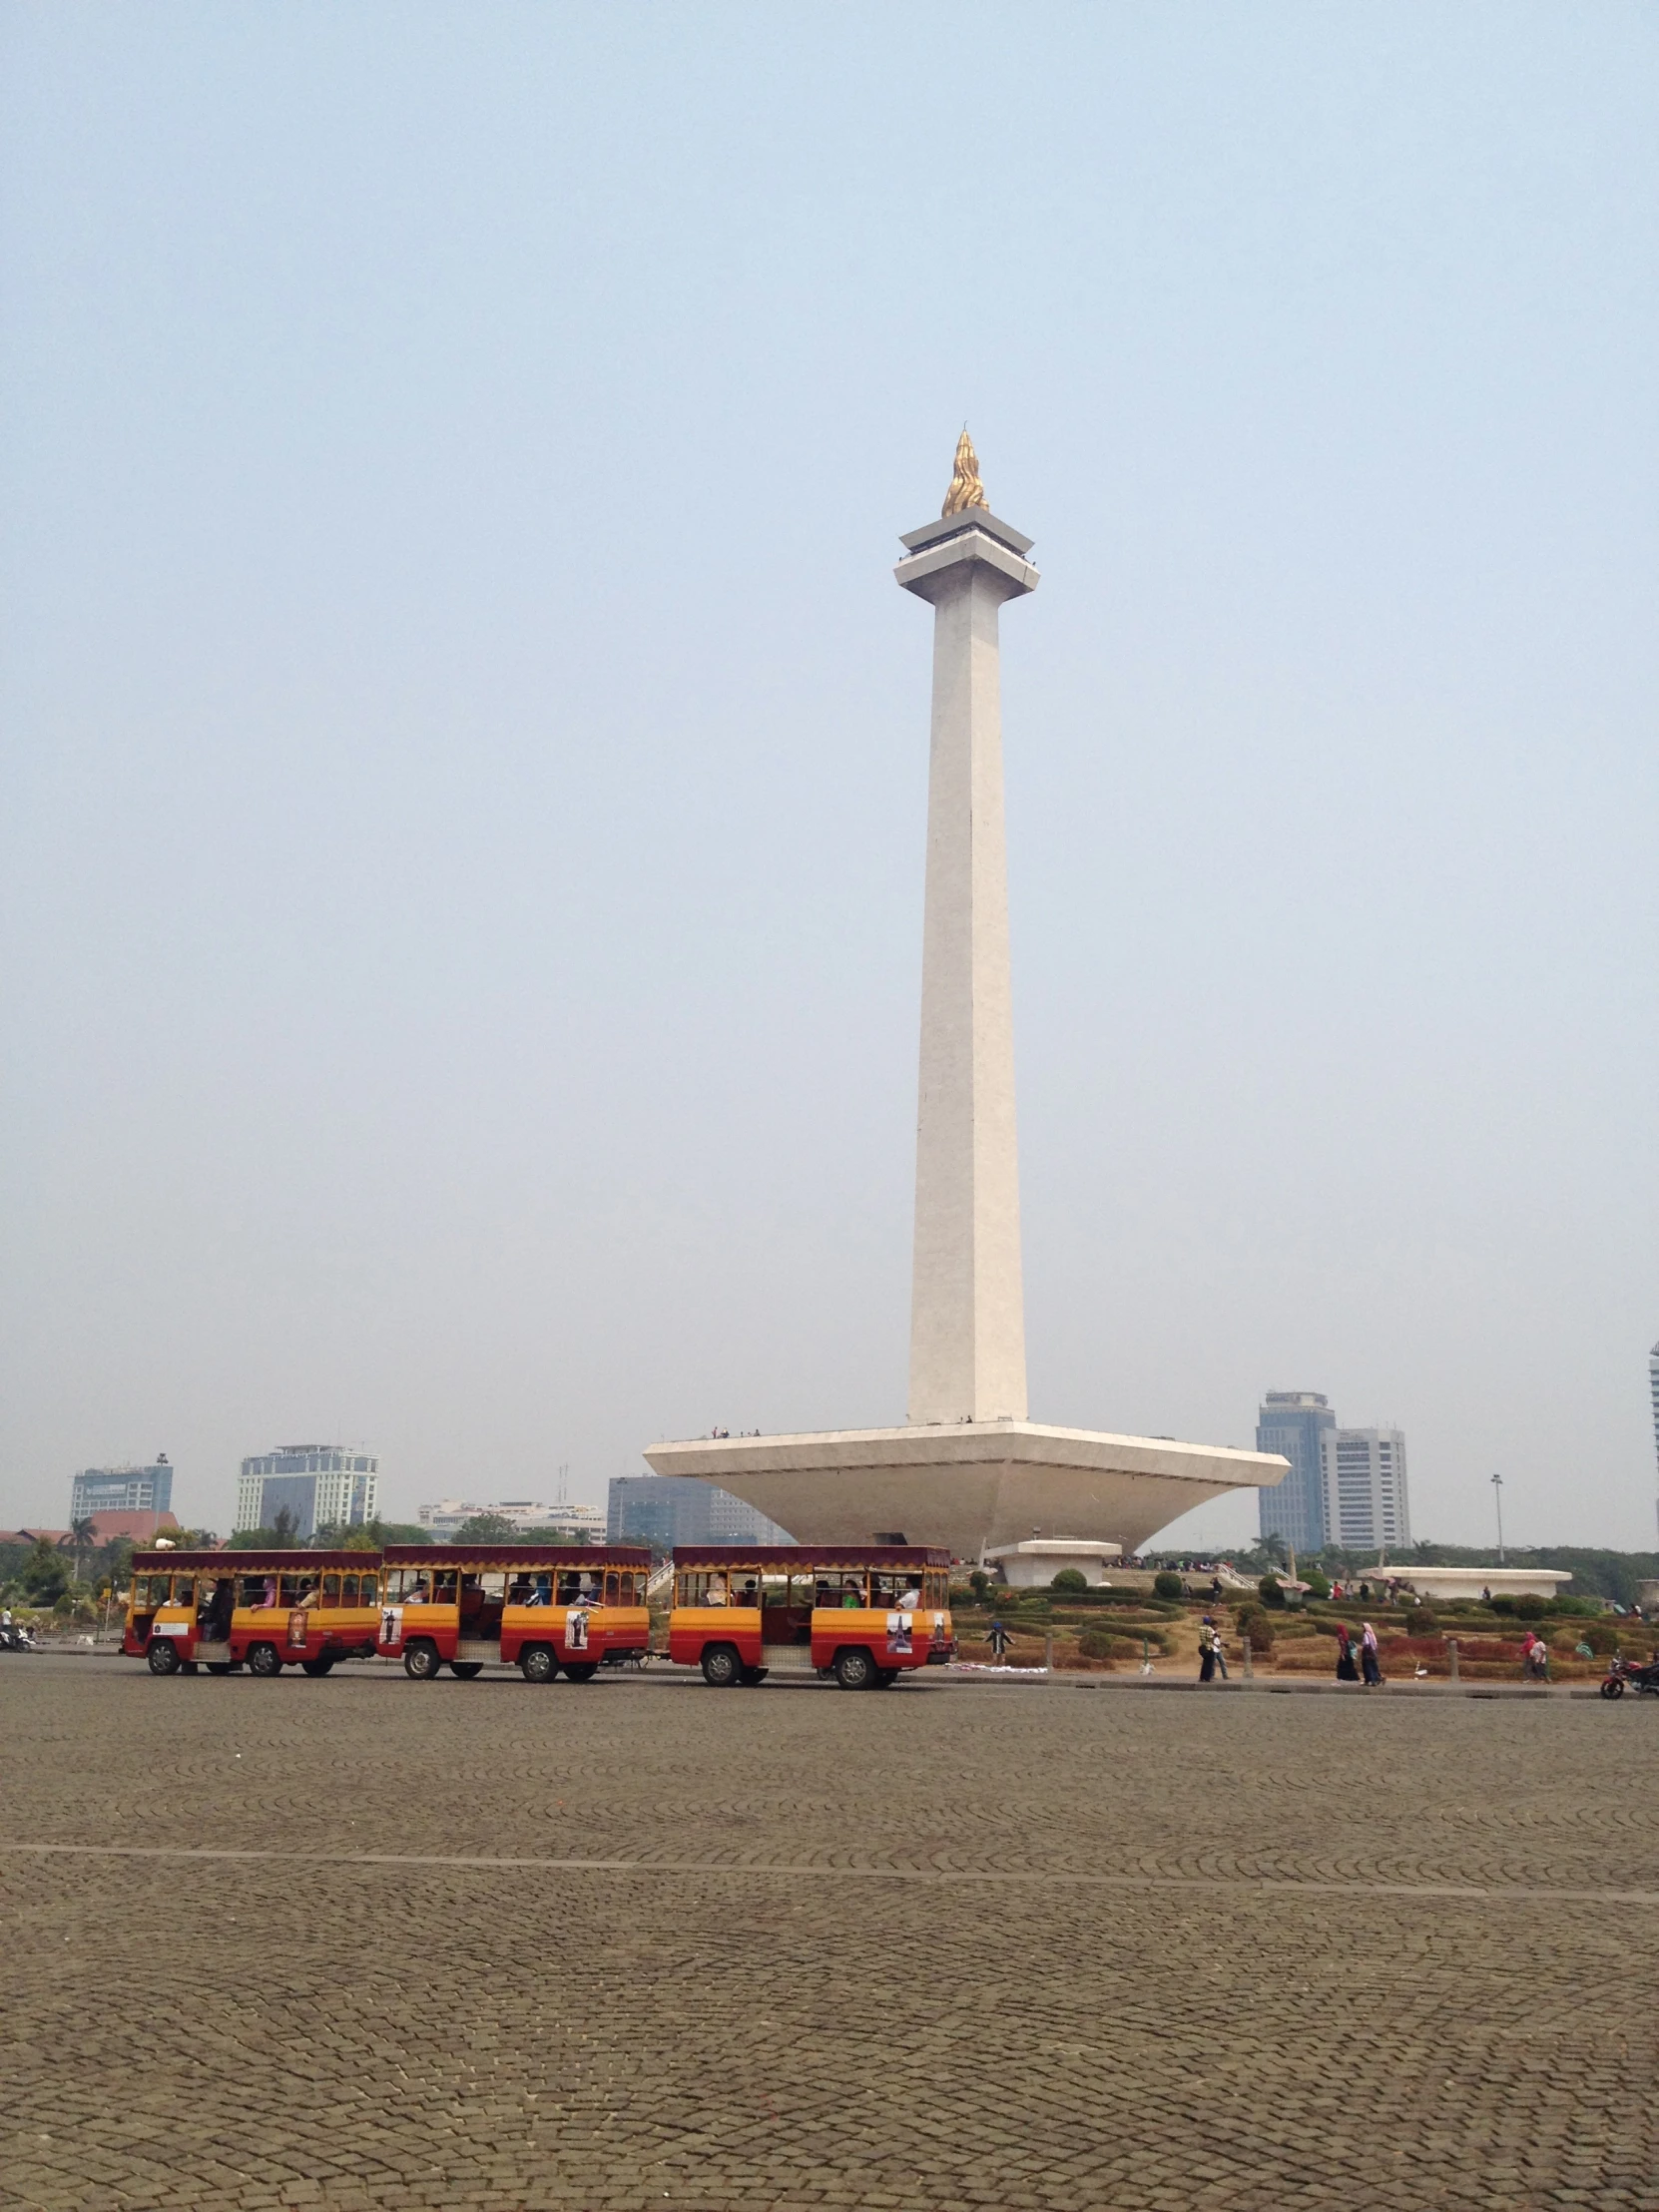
[646,437,1286,1558]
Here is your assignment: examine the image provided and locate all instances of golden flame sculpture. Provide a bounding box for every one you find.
[941,428,988,517]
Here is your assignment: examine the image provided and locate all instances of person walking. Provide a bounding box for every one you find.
[1360,1620,1383,1687]
[986,1618,1012,1664]
[1198,1618,1217,1683]
[1336,1625,1360,1683]
[1212,1619,1229,1680]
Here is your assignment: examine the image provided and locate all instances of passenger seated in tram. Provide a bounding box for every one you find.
[403,1578,432,1605]
[840,1579,863,1608]
[201,1578,235,1640]
[703,1578,729,1606]
[739,1578,759,1606]
[897,1583,921,1611]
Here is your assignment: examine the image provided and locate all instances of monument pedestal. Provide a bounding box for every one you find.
[644,1420,1280,1563]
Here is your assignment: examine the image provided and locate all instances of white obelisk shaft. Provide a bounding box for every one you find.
[895,511,1038,1424]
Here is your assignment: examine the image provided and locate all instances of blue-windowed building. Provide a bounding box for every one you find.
[607,1474,792,1555]
[1256,1390,1335,1553]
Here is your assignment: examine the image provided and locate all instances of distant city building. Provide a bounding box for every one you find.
[1321,1426,1410,1552]
[234,1446,378,1538]
[1255,1393,1335,1552]
[71,1458,174,1523]
[607,1474,793,1553]
[418,1498,605,1541]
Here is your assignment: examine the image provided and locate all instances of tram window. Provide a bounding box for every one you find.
[239,1574,275,1609]
[133,1574,168,1611]
[321,1574,342,1606]
[429,1570,459,1603]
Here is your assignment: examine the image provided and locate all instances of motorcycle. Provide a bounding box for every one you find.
[1599,1653,1659,1700]
[0,1620,40,1653]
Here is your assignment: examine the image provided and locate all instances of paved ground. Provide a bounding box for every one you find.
[3,1657,1655,2212]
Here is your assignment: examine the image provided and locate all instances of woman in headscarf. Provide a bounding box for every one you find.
[1360,1620,1383,1687]
[1336,1624,1360,1683]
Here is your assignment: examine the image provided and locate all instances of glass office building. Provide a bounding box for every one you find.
[1255,1391,1336,1552]
[70,1460,174,1521]
[607,1474,792,1554]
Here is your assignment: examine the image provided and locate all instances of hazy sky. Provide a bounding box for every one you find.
[4,3,1656,1551]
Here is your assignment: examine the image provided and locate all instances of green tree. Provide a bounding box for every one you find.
[1050,1568,1089,1592]
[272,1505,299,1544]
[1258,1573,1286,1609]
[69,1515,98,1580]
[455,1513,516,1542]
[1153,1570,1185,1601]
[22,1537,71,1605]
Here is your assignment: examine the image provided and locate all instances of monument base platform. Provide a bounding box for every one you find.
[643,1421,1282,1562]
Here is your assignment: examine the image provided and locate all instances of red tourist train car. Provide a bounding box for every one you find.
[124,1550,382,1676]
[667,1544,955,1688]
[375,1543,652,1681]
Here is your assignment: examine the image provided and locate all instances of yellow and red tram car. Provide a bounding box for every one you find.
[375,1543,652,1682]
[124,1550,382,1676]
[668,1544,954,1688]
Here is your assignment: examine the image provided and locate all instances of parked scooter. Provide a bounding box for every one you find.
[1599,1653,1659,1699]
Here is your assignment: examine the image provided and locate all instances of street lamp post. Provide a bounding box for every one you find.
[1490,1471,1505,1565]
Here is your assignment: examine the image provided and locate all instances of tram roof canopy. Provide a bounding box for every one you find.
[131,1549,375,1572]
[381,1543,649,1569]
[673,1544,950,1570]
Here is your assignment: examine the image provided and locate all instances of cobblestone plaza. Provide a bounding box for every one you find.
[4,1659,1655,2212]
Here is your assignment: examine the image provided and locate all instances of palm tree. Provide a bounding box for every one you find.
[69,1515,98,1583]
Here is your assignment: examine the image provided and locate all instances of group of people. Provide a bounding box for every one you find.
[1334,1622,1384,1685]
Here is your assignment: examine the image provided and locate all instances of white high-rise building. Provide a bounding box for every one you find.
[234,1445,379,1537]
[418,1498,605,1541]
[1321,1427,1410,1552]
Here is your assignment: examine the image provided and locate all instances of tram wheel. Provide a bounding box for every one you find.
[247,1643,282,1677]
[520,1644,556,1683]
[562,1661,599,1683]
[700,1644,742,1688]
[147,1639,181,1675]
[403,1640,442,1680]
[833,1647,878,1691]
[300,1658,335,1677]
[737,1665,770,1687]
[449,1661,484,1679]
